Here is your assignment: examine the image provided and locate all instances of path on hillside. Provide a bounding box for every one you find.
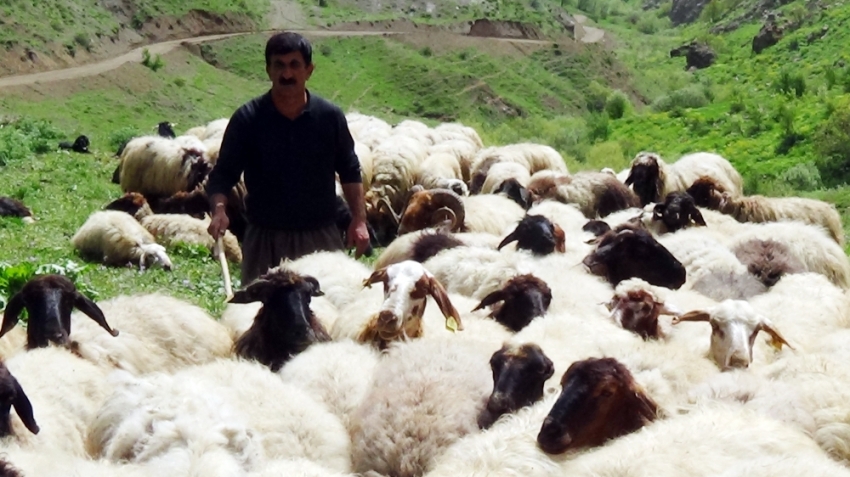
[0,29,551,90]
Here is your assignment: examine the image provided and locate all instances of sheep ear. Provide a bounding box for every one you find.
[497,231,519,250]
[624,170,635,186]
[12,377,39,435]
[0,291,25,339]
[657,301,682,317]
[473,289,506,312]
[689,207,707,226]
[303,276,324,297]
[425,275,463,331]
[74,292,119,337]
[552,224,566,253]
[229,279,271,303]
[671,310,710,324]
[756,319,794,351]
[541,353,555,380]
[362,269,389,289]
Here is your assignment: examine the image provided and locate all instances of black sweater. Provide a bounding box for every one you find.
[206,90,362,231]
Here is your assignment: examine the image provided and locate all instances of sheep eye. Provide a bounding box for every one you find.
[599,389,614,398]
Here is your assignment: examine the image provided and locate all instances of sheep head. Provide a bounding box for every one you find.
[434,178,469,197]
[537,357,658,454]
[156,121,176,138]
[672,300,793,370]
[605,285,681,340]
[494,178,532,210]
[498,215,566,256]
[582,220,612,237]
[410,231,464,263]
[104,192,152,221]
[231,268,329,371]
[652,191,706,233]
[138,243,173,272]
[733,239,805,287]
[473,274,552,332]
[149,188,209,218]
[478,343,554,429]
[365,185,403,246]
[625,152,664,206]
[685,176,725,209]
[398,189,465,235]
[527,171,571,205]
[583,224,686,290]
[0,275,118,350]
[0,362,39,437]
[360,261,462,348]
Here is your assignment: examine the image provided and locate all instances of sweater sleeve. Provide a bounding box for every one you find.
[334,110,363,184]
[205,109,251,198]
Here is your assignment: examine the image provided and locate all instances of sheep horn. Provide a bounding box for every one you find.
[430,207,457,230]
[377,197,400,226]
[671,310,710,324]
[428,189,465,232]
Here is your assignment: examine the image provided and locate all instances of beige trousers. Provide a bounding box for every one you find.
[240,223,344,285]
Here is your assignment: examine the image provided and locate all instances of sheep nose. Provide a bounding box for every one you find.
[377,310,398,329]
[487,392,510,414]
[727,354,750,369]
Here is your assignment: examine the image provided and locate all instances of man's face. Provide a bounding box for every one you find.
[266,51,314,94]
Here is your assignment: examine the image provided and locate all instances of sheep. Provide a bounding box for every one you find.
[472,274,552,332]
[347,112,393,150]
[71,210,173,271]
[350,339,541,477]
[672,299,793,369]
[0,327,25,361]
[422,245,529,300]
[0,197,34,224]
[200,118,229,141]
[605,278,683,340]
[372,228,501,271]
[413,152,467,196]
[88,358,352,473]
[732,238,806,287]
[432,122,484,149]
[140,214,242,263]
[478,343,554,429]
[479,162,531,196]
[57,134,90,153]
[284,250,373,311]
[582,223,686,289]
[528,170,641,219]
[651,191,706,233]
[398,188,525,236]
[230,266,330,371]
[625,151,744,206]
[0,274,118,350]
[355,140,374,190]
[497,214,565,255]
[427,139,480,183]
[469,143,567,194]
[537,357,659,453]
[118,135,211,199]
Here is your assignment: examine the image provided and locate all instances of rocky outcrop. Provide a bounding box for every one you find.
[670,42,716,70]
[752,19,783,53]
[669,0,710,26]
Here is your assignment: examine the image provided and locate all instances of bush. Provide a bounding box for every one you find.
[585,141,625,170]
[0,260,95,315]
[420,47,432,57]
[0,117,63,165]
[825,67,837,90]
[604,90,630,119]
[775,68,806,97]
[651,84,711,112]
[700,0,731,23]
[141,48,165,72]
[586,113,609,143]
[814,101,850,186]
[780,162,822,191]
[585,81,609,113]
[109,127,143,152]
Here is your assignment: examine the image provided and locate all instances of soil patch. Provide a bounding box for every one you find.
[467,19,543,40]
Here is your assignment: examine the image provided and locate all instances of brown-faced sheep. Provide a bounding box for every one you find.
[478,343,554,429]
[537,357,659,454]
[397,188,524,236]
[605,281,682,340]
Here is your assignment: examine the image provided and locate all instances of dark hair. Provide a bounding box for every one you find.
[265,32,312,67]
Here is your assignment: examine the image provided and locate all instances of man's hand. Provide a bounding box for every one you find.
[347,217,371,258]
[208,208,230,239]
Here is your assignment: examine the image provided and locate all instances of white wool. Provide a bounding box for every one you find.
[0,326,25,361]
[632,151,744,201]
[284,251,373,310]
[373,229,500,272]
[461,193,526,236]
[72,210,172,271]
[720,193,844,245]
[118,135,206,197]
[480,161,531,194]
[423,245,529,300]
[414,152,467,195]
[355,140,374,190]
[140,214,242,263]
[427,139,480,182]
[201,118,230,141]
[71,293,233,375]
[471,143,568,179]
[433,122,484,148]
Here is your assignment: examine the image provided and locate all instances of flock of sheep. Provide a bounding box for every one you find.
[1,111,850,477]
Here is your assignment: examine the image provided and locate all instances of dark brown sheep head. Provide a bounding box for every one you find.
[0,362,39,438]
[360,261,463,348]
[103,192,152,220]
[398,188,465,235]
[537,357,658,454]
[583,225,686,290]
[0,275,118,350]
[150,188,209,219]
[732,239,806,287]
[652,191,706,233]
[473,274,552,332]
[184,153,212,193]
[526,172,571,205]
[478,343,554,429]
[605,288,681,340]
[410,231,464,263]
[624,152,663,206]
[685,177,725,209]
[582,220,612,237]
[469,157,500,195]
[498,215,566,256]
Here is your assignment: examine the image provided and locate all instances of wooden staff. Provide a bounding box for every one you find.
[214,236,233,300]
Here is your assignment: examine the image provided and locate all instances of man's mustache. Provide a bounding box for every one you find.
[278,78,296,85]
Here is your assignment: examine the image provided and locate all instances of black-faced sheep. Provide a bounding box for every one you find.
[472,275,552,332]
[537,357,658,454]
[652,191,706,233]
[625,151,743,207]
[157,121,176,138]
[582,224,686,289]
[478,343,554,429]
[494,177,533,209]
[498,215,566,255]
[58,135,90,154]
[0,361,39,438]
[0,198,34,224]
[231,267,331,371]
[0,275,118,350]
[732,239,806,287]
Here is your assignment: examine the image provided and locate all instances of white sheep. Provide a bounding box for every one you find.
[373,229,501,271]
[200,118,229,141]
[367,134,429,213]
[413,152,467,195]
[139,213,242,263]
[72,210,173,271]
[527,170,641,218]
[427,139,480,183]
[625,151,743,205]
[471,143,568,179]
[433,122,484,148]
[480,161,532,195]
[347,112,393,150]
[422,245,529,300]
[355,140,374,190]
[118,135,209,198]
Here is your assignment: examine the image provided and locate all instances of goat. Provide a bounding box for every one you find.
[498,215,566,255]
[537,357,658,454]
[478,343,554,429]
[472,275,552,332]
[0,275,118,350]
[231,267,331,371]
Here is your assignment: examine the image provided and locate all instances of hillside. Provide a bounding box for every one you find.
[2,0,850,313]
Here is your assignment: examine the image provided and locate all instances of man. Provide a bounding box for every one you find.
[206,31,370,284]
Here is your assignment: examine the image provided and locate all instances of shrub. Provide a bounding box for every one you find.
[775,68,806,97]
[420,46,432,57]
[73,32,92,52]
[141,48,165,72]
[586,113,609,143]
[825,67,837,90]
[780,162,822,191]
[814,101,850,186]
[700,0,731,23]
[604,90,630,119]
[0,117,63,165]
[651,84,711,112]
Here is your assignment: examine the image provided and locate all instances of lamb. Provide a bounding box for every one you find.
[0,197,34,224]
[71,210,173,271]
[118,135,211,198]
[397,188,525,236]
[528,170,640,218]
[497,214,566,255]
[625,151,744,206]
[350,339,549,477]
[140,214,242,263]
[333,261,463,349]
[605,279,682,340]
[472,274,552,332]
[413,152,467,196]
[0,274,118,350]
[469,143,568,194]
[230,266,331,371]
